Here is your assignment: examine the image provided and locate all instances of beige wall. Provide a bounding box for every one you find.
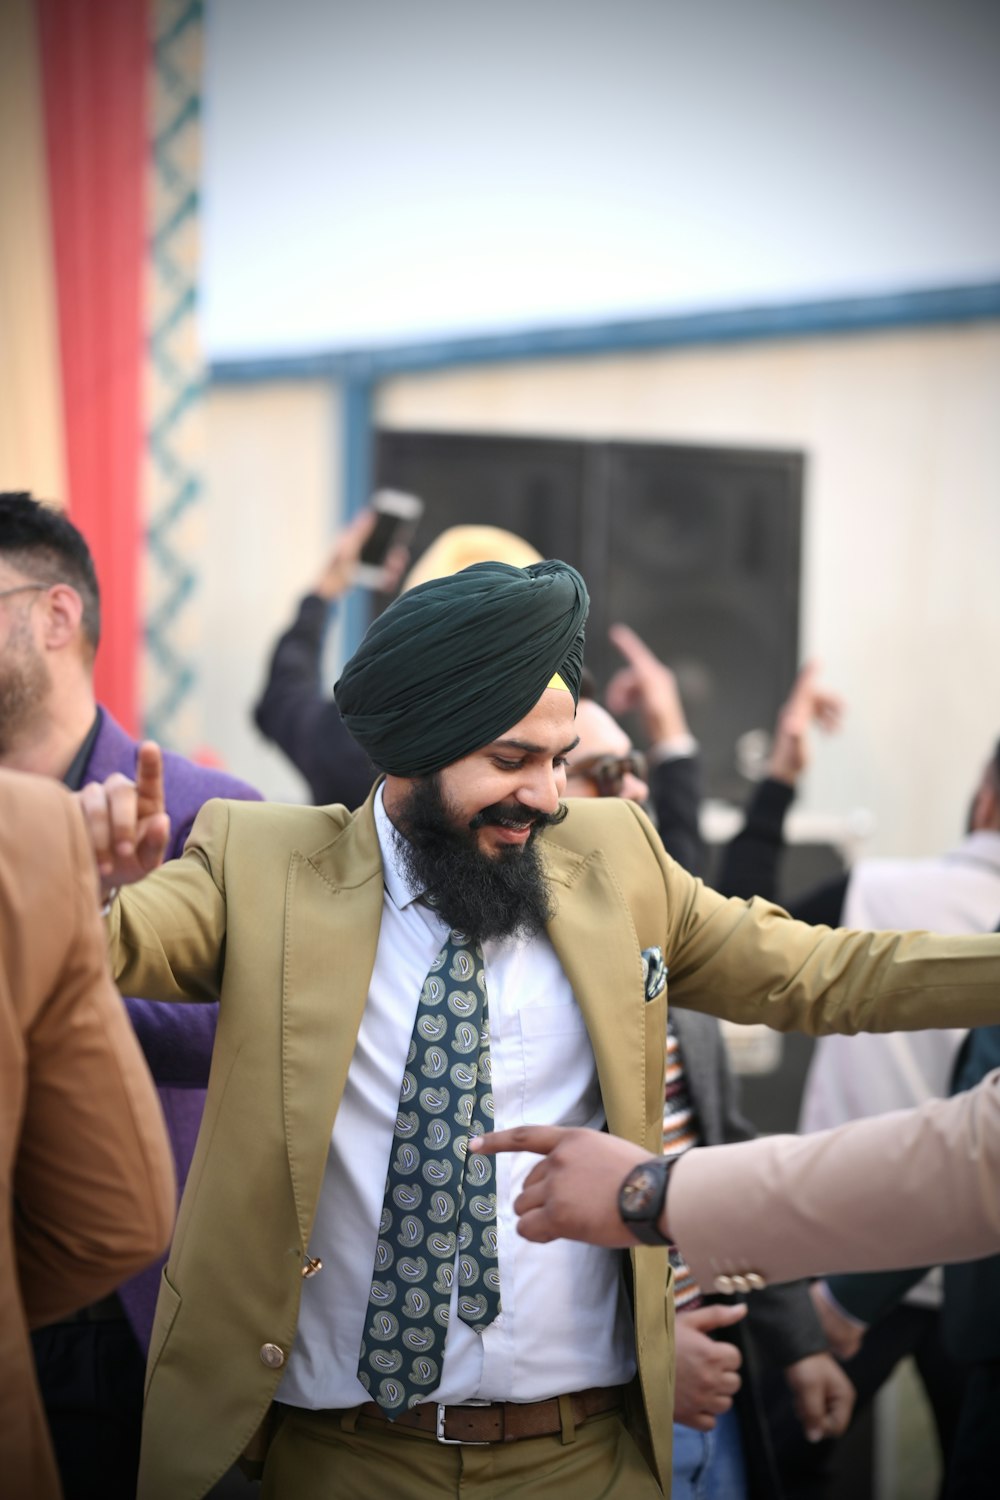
[377,324,1000,858]
[200,379,341,800]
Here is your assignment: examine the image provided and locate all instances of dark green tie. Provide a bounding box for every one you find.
[358,928,500,1415]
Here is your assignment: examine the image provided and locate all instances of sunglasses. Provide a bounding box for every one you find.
[570,750,648,797]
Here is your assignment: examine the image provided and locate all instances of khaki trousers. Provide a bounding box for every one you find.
[260,1405,664,1500]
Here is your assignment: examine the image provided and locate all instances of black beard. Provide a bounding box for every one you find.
[390,775,567,942]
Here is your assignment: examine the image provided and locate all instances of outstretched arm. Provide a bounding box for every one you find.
[605,622,706,875]
[253,510,402,807]
[76,740,170,898]
[716,662,842,904]
[472,1074,1000,1278]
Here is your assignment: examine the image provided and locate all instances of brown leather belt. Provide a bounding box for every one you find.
[349,1385,624,1444]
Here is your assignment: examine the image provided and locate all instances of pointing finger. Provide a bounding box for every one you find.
[608,622,657,668]
[470,1125,566,1157]
[135,741,165,820]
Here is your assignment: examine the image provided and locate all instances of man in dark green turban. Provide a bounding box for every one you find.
[333,558,589,940]
[87,557,1000,1500]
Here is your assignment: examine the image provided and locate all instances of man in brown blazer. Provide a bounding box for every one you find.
[82,561,1000,1500]
[0,769,175,1500]
[475,1068,1000,1283]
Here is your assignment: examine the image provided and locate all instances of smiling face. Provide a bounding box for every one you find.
[382,688,579,941]
[387,687,579,857]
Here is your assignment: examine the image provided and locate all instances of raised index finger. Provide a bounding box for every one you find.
[608,621,658,669]
[135,741,165,820]
[470,1124,566,1157]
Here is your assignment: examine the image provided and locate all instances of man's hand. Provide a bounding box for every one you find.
[784,1352,856,1443]
[312,509,409,600]
[673,1303,747,1430]
[768,662,843,785]
[470,1125,656,1246]
[77,741,170,897]
[809,1280,866,1361]
[605,623,691,748]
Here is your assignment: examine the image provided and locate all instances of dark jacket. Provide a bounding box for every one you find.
[253,592,376,808]
[715,776,847,923]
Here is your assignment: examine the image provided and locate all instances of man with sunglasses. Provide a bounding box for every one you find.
[565,636,854,1500]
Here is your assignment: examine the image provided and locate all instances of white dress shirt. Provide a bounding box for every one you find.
[277,786,635,1410]
[799,830,1000,1309]
[799,830,1000,1135]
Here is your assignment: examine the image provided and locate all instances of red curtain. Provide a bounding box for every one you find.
[36,0,149,732]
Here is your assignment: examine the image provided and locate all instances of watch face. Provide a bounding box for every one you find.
[621,1166,658,1215]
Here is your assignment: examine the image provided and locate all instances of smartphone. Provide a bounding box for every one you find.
[355,490,424,587]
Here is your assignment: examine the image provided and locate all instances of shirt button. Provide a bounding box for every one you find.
[714,1274,734,1295]
[259,1343,285,1369]
[745,1272,767,1292]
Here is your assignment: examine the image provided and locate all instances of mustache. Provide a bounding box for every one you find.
[468,801,568,832]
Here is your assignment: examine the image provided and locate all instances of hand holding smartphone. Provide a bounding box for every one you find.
[355,491,424,587]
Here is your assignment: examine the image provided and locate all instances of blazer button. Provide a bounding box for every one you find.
[745,1272,767,1292]
[713,1274,734,1295]
[259,1343,285,1369]
[730,1274,750,1294]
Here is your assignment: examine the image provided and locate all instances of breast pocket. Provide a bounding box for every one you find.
[517,1004,602,1126]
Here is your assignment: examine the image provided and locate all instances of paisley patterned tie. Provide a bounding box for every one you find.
[358,928,500,1415]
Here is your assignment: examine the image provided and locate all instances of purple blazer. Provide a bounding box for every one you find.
[85,709,262,1347]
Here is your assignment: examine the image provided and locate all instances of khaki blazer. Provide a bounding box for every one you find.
[0,771,175,1500]
[670,1067,1000,1291]
[107,791,1000,1500]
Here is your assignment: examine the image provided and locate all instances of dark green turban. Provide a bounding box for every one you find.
[334,559,589,776]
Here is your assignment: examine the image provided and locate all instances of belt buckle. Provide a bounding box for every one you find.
[435,1403,490,1446]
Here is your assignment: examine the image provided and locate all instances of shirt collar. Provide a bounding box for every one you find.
[373,782,427,912]
[61,708,102,791]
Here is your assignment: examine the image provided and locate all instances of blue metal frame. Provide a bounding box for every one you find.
[211,280,1000,656]
[211,281,1000,386]
[340,377,375,649]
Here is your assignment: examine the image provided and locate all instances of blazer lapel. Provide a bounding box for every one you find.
[542,840,657,1150]
[281,796,384,1246]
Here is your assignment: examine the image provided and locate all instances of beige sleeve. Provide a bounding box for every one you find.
[667,1070,1000,1292]
[15,793,176,1326]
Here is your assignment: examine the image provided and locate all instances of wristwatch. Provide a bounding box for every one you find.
[617,1157,674,1246]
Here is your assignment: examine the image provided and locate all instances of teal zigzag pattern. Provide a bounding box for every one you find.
[144,0,204,743]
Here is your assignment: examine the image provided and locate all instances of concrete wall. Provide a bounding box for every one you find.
[200,378,340,800]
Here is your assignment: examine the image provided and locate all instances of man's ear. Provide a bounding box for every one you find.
[40,582,84,650]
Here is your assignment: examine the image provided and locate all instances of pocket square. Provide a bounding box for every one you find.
[640,946,667,1001]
